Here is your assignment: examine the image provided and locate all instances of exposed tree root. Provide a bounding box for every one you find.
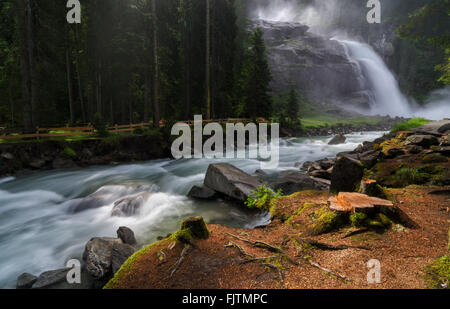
[225,241,254,259]
[297,255,352,283]
[301,239,370,251]
[169,245,192,278]
[261,263,284,287]
[226,232,298,266]
[157,249,167,265]
[341,228,370,239]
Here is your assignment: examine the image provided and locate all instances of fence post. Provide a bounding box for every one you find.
[36,126,39,140]
[115,124,118,133]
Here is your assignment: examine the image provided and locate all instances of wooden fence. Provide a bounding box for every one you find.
[0,118,268,141]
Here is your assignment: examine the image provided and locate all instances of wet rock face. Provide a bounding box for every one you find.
[251,20,370,110]
[330,155,364,193]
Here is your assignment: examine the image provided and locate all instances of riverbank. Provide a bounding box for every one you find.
[0,117,403,178]
[104,120,449,289]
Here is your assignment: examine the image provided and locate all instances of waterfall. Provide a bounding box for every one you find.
[338,40,412,117]
[337,39,450,120]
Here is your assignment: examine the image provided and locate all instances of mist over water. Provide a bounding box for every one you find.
[254,0,450,120]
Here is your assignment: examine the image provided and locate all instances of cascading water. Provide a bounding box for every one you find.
[0,132,385,288]
[337,40,412,117]
[337,39,450,119]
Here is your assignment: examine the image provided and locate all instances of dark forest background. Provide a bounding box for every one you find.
[0,0,448,131]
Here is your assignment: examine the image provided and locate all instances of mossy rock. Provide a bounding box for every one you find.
[350,212,368,227]
[421,153,448,163]
[179,216,210,240]
[424,255,450,289]
[308,206,345,235]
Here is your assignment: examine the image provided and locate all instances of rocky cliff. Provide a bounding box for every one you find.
[252,20,371,111]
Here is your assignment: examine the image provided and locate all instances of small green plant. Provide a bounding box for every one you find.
[245,185,282,213]
[391,167,428,187]
[61,146,76,158]
[391,118,430,133]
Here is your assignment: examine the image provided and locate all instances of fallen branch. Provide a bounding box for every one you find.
[241,256,279,264]
[225,242,254,259]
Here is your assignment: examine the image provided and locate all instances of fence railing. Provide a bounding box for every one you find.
[0,118,268,141]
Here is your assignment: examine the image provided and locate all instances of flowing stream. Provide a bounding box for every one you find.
[0,132,384,288]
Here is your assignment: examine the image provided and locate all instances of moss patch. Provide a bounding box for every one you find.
[309,206,344,235]
[424,255,450,289]
[350,212,368,227]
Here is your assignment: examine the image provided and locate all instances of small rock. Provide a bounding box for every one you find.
[405,145,423,154]
[29,159,46,169]
[117,226,137,245]
[1,152,14,160]
[16,273,37,289]
[328,134,347,145]
[32,268,70,289]
[405,135,439,148]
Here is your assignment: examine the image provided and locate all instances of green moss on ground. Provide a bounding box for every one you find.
[424,255,450,289]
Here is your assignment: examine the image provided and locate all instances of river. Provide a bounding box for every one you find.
[0,131,384,288]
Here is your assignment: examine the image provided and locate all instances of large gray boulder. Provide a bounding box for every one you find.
[330,155,364,193]
[204,163,262,201]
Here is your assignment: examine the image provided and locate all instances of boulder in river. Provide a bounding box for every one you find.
[83,237,122,279]
[31,268,71,289]
[117,226,137,245]
[187,185,218,200]
[111,192,150,217]
[328,134,347,145]
[203,163,262,202]
[16,273,37,289]
[330,155,364,193]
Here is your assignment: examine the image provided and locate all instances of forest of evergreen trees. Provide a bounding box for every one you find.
[0,0,274,132]
[0,0,448,131]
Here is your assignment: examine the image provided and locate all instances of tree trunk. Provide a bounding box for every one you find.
[26,0,38,128]
[152,0,160,128]
[183,0,191,120]
[66,50,74,124]
[74,26,86,122]
[205,0,211,119]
